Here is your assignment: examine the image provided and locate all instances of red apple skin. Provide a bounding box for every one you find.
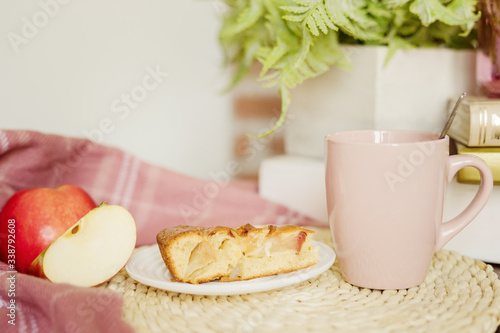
[26,249,46,279]
[0,185,96,273]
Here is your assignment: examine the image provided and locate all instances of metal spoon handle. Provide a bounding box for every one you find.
[439,92,467,139]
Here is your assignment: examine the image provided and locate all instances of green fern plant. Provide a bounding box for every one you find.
[219,0,480,136]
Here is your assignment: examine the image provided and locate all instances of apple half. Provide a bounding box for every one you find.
[28,203,137,287]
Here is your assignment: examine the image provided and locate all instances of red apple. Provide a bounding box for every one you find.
[0,185,96,273]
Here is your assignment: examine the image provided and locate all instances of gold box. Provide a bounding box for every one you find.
[456,145,500,185]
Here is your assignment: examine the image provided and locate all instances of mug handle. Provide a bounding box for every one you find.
[435,154,494,251]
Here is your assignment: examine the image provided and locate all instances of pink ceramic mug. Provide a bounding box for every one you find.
[325,130,493,290]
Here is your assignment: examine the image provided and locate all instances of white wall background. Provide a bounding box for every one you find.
[0,0,234,179]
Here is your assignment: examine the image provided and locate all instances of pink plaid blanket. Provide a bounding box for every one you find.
[0,130,320,332]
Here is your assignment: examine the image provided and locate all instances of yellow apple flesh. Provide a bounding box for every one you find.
[28,203,136,287]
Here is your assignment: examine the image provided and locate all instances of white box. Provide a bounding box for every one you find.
[443,179,500,264]
[284,46,477,158]
[259,154,500,264]
[259,155,327,224]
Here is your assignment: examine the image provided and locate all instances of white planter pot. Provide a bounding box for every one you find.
[284,46,477,158]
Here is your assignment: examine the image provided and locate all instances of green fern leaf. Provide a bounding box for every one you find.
[312,9,329,34]
[409,0,479,27]
[258,70,281,82]
[292,29,313,68]
[259,38,288,76]
[305,15,320,36]
[224,38,261,91]
[382,0,412,8]
[220,0,263,38]
[292,0,319,6]
[305,52,330,74]
[282,13,308,22]
[316,4,337,31]
[249,84,290,138]
[282,0,337,36]
[446,0,480,36]
[280,5,311,13]
[296,62,317,78]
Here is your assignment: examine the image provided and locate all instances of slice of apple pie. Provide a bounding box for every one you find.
[156,224,318,284]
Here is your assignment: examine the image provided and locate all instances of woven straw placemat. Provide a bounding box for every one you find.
[100,228,500,333]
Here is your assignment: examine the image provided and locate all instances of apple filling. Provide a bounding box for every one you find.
[241,231,307,257]
[176,230,313,283]
[184,241,215,278]
[183,235,243,282]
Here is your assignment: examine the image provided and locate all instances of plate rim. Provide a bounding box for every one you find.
[125,240,335,296]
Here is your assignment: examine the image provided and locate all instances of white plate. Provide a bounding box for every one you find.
[126,241,336,296]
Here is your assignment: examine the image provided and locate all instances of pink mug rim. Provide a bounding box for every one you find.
[325,129,448,146]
